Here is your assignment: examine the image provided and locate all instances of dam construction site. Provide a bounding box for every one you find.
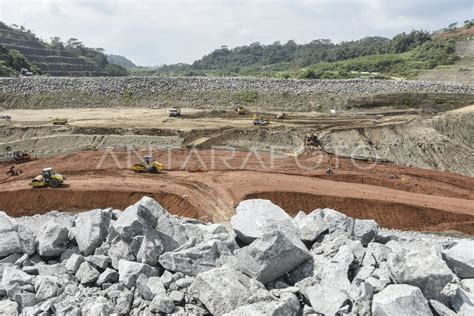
[0,76,474,315]
[0,77,473,235]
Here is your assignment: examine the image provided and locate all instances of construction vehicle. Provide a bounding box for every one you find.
[253,114,269,126]
[5,166,21,177]
[30,168,65,188]
[51,118,68,125]
[169,107,181,117]
[304,133,320,147]
[0,115,11,122]
[235,106,247,115]
[13,150,37,164]
[20,68,33,77]
[131,156,164,173]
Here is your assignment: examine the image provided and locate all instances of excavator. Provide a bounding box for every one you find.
[13,150,37,164]
[30,168,66,188]
[131,156,164,173]
[252,114,269,126]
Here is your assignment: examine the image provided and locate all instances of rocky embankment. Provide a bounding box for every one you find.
[0,197,473,315]
[1,77,472,95]
[1,77,473,111]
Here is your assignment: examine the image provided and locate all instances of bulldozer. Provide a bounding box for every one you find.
[30,168,65,188]
[51,118,68,125]
[235,106,247,115]
[131,156,164,173]
[13,150,37,164]
[253,114,269,126]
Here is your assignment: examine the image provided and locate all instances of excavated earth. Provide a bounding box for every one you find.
[0,148,473,235]
[0,77,473,237]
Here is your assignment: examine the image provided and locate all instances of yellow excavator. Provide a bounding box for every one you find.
[131,156,164,173]
[30,168,66,188]
[13,150,37,164]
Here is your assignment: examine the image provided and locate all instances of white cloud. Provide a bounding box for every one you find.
[0,0,472,66]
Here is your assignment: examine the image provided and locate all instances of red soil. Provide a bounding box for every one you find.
[0,149,473,234]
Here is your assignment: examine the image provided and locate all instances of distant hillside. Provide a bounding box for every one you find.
[153,20,473,80]
[0,21,128,77]
[107,54,136,69]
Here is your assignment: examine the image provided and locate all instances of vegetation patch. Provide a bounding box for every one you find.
[235,90,258,103]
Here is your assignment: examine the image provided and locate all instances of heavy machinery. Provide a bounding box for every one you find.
[20,68,33,76]
[13,150,37,164]
[0,115,11,122]
[5,166,20,177]
[304,133,320,147]
[169,107,181,117]
[131,156,164,173]
[51,118,68,125]
[252,114,269,126]
[30,168,65,188]
[235,106,247,115]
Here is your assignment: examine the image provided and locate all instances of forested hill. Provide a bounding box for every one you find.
[0,21,128,77]
[153,20,473,79]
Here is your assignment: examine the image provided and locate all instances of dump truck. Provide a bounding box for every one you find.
[169,107,181,117]
[131,156,164,173]
[30,168,65,188]
[13,150,37,164]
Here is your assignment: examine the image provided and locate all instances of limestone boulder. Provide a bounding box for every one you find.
[159,237,237,276]
[442,240,474,279]
[293,210,329,242]
[75,262,100,285]
[230,199,300,244]
[188,267,267,315]
[389,250,455,301]
[0,212,35,257]
[72,209,111,256]
[118,260,159,289]
[232,231,311,284]
[37,221,69,257]
[305,284,350,315]
[372,284,432,316]
[353,219,379,246]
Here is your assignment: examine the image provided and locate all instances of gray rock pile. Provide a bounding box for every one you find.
[0,197,473,315]
[1,77,473,97]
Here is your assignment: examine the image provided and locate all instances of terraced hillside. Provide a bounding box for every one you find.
[0,22,126,76]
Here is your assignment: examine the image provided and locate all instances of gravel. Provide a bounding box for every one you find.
[1,77,473,97]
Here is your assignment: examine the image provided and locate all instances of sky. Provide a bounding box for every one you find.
[0,0,472,66]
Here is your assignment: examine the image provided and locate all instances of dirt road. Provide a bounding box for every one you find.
[1,149,473,234]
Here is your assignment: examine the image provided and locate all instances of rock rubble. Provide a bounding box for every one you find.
[1,76,473,97]
[0,197,472,315]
